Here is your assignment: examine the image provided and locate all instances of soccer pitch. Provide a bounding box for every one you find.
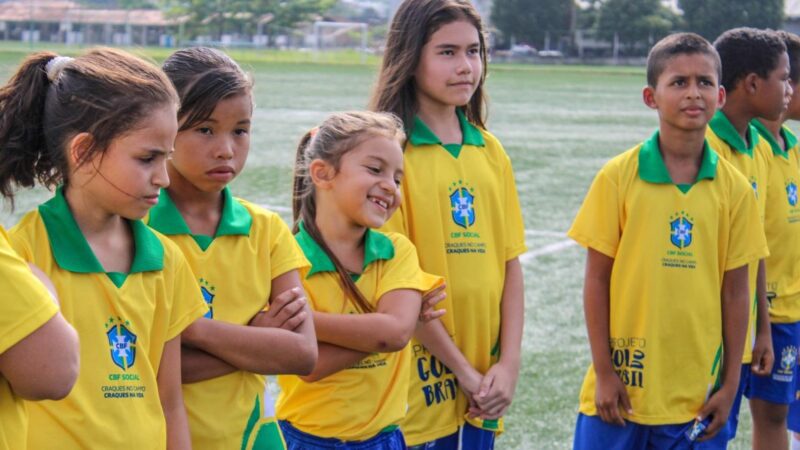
[0,47,762,449]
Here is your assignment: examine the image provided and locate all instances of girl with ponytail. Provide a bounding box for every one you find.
[275,111,441,449]
[1,48,207,450]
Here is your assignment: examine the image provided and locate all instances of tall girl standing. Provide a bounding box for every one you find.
[370,1,527,448]
[0,49,208,449]
[152,47,317,450]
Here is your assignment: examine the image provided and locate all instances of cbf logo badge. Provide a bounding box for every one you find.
[787,182,798,207]
[105,317,137,371]
[449,181,476,229]
[781,346,798,374]
[751,179,758,198]
[669,211,694,249]
[200,278,215,319]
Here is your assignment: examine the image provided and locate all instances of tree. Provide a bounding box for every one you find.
[679,0,784,41]
[491,0,572,49]
[596,0,682,54]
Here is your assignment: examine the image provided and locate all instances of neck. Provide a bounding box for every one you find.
[721,97,755,143]
[659,125,706,161]
[313,195,366,256]
[756,117,784,138]
[166,164,224,218]
[64,184,127,237]
[417,100,461,142]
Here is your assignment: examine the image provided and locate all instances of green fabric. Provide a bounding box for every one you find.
[295,221,395,278]
[752,119,797,158]
[482,419,500,431]
[708,110,759,157]
[380,425,399,433]
[38,186,164,287]
[240,396,261,450]
[251,421,286,450]
[638,131,718,190]
[147,187,252,251]
[409,108,485,158]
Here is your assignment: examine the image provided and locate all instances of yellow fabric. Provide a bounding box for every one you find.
[382,129,527,443]
[762,130,800,323]
[9,211,208,449]
[0,227,58,450]
[150,199,308,450]
[568,142,768,425]
[706,128,770,362]
[276,232,442,441]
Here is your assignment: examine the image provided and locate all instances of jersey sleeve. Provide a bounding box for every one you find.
[568,167,621,258]
[163,243,209,340]
[725,182,770,271]
[0,227,58,354]
[267,213,310,280]
[502,154,527,260]
[374,233,443,302]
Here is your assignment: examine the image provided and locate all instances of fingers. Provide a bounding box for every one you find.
[476,372,495,399]
[419,285,447,322]
[419,308,446,322]
[697,414,723,441]
[596,395,625,426]
[619,389,633,415]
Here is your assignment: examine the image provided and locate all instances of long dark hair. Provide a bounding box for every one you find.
[161,46,253,131]
[293,111,405,313]
[0,48,178,202]
[369,0,488,131]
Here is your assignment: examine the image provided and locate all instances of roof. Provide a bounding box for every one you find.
[0,1,185,26]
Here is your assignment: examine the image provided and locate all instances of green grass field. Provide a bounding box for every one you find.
[0,44,765,449]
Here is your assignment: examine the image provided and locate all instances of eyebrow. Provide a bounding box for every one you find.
[435,42,480,49]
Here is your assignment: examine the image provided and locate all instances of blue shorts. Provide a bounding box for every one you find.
[278,421,405,450]
[573,413,720,450]
[695,364,750,448]
[789,400,800,433]
[406,423,495,450]
[747,322,800,405]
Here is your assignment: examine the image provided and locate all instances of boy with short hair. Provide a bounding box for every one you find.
[710,27,793,450]
[570,32,768,449]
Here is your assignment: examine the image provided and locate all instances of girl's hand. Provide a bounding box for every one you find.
[696,386,736,441]
[472,360,520,420]
[419,283,446,323]
[593,370,631,426]
[751,330,774,376]
[249,287,308,330]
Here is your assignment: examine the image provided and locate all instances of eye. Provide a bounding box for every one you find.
[234,128,249,136]
[197,127,212,135]
[440,49,454,56]
[468,48,480,55]
[700,79,713,87]
[366,166,380,174]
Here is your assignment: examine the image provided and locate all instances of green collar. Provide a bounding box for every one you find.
[295,221,395,278]
[147,187,252,250]
[638,130,718,187]
[409,109,485,157]
[39,186,164,280]
[751,119,797,158]
[708,110,759,157]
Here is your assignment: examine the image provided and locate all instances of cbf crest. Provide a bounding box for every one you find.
[669,211,694,249]
[105,317,137,371]
[449,180,476,229]
[787,181,798,207]
[781,346,798,374]
[200,278,215,319]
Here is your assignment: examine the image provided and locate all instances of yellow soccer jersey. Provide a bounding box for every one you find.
[9,187,208,450]
[753,121,800,323]
[147,187,308,450]
[276,223,442,441]
[0,227,58,450]
[382,110,527,442]
[706,110,770,363]
[568,131,768,425]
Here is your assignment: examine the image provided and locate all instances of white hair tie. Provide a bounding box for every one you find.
[45,56,73,82]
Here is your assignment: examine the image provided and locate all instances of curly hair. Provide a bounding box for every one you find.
[714,27,787,92]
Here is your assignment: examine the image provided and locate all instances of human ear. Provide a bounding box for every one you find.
[309,159,336,189]
[744,73,760,94]
[66,133,95,171]
[642,85,658,110]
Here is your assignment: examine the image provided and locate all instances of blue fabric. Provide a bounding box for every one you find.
[789,400,800,433]
[278,421,405,450]
[406,432,458,450]
[406,423,494,450]
[747,322,800,404]
[696,364,750,448]
[572,413,713,450]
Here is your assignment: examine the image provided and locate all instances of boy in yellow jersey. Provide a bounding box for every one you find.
[570,33,768,450]
[10,187,209,449]
[708,28,795,450]
[0,226,78,450]
[750,30,800,449]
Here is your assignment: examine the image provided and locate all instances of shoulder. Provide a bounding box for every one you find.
[714,156,753,197]
[379,230,414,251]
[8,209,45,251]
[151,228,191,271]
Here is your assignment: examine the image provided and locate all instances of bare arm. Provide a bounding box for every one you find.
[180,346,236,384]
[299,343,368,383]
[416,318,483,398]
[181,271,317,376]
[751,259,773,375]
[158,337,191,450]
[313,289,422,353]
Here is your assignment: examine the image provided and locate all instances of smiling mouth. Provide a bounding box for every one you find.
[369,196,389,210]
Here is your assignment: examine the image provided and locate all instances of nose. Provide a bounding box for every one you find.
[687,81,701,99]
[215,137,235,160]
[154,157,170,188]
[456,53,472,75]
[787,79,794,100]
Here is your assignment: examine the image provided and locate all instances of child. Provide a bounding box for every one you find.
[275,111,442,449]
[369,0,527,447]
[0,49,208,449]
[751,30,800,450]
[0,228,79,450]
[569,33,767,449]
[711,27,794,449]
[150,46,318,450]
